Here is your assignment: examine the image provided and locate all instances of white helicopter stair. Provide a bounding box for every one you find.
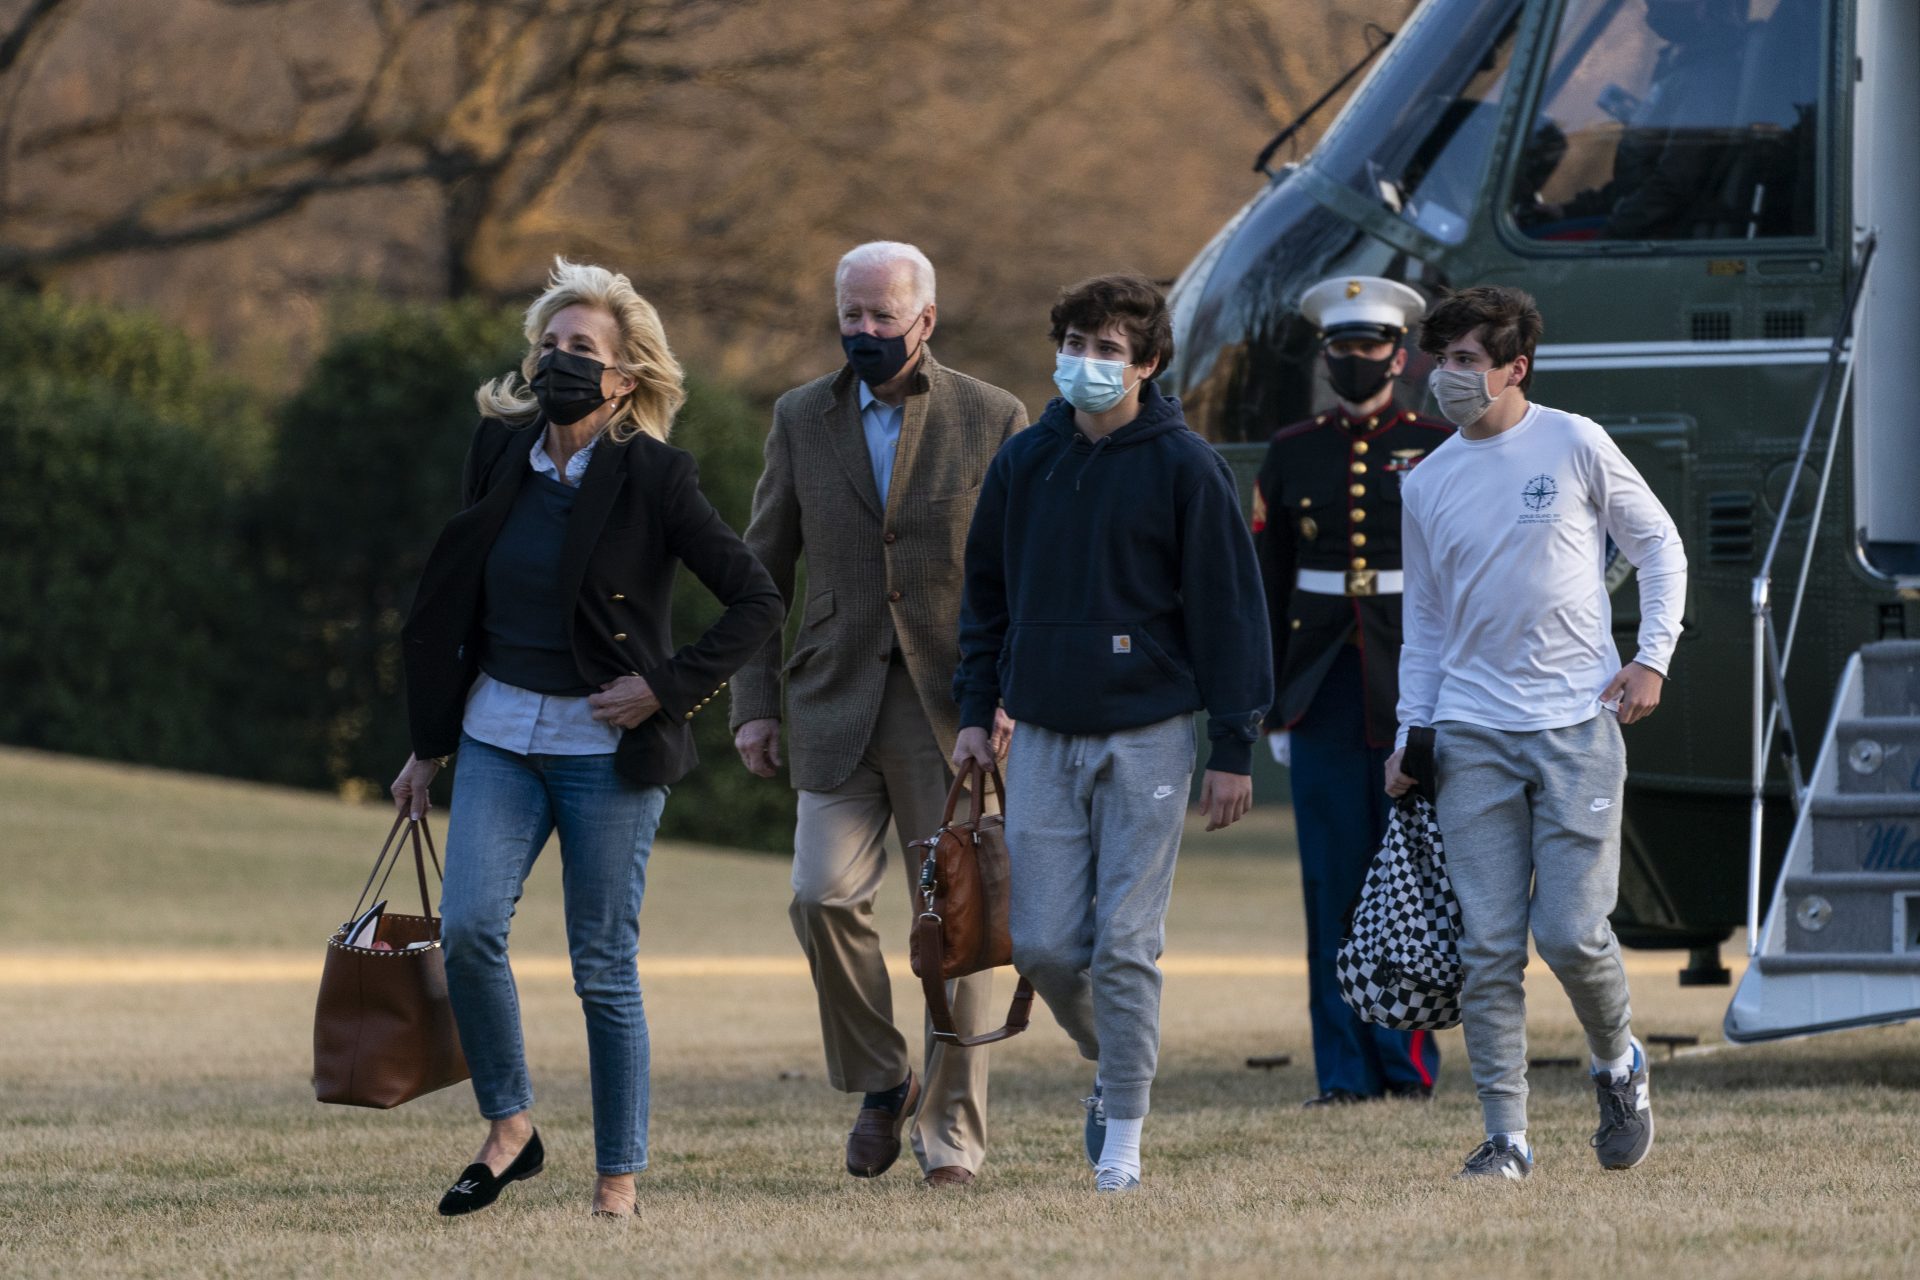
[1727,641,1920,1041]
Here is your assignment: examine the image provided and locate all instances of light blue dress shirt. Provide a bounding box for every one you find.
[460,431,622,757]
[858,381,905,507]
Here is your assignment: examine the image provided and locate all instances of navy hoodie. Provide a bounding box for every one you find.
[954,382,1273,774]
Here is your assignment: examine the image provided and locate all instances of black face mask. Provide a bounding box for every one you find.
[531,348,610,426]
[841,314,924,387]
[1324,349,1398,405]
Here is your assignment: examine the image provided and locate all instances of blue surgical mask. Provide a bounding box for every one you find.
[1053,352,1139,414]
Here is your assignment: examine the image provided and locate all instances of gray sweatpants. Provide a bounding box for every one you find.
[1003,714,1197,1121]
[1436,714,1634,1136]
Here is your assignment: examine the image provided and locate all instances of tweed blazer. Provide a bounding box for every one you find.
[730,350,1027,792]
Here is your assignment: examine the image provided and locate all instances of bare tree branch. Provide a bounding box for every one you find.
[0,0,67,77]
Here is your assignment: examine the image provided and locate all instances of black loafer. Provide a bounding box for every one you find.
[437,1129,544,1216]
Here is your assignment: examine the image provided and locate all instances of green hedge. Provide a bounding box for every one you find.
[0,289,801,852]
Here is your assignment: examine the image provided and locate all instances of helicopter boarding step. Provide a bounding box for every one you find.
[1727,641,1920,1041]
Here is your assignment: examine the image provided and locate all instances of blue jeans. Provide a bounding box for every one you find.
[440,735,667,1174]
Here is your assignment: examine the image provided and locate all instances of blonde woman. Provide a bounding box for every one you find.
[391,259,781,1218]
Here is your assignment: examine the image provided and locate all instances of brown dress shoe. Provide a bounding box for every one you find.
[845,1071,921,1177]
[923,1166,975,1189]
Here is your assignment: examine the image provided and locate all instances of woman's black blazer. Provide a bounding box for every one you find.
[402,417,783,787]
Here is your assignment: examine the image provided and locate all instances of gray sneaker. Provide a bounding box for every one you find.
[1094,1167,1140,1193]
[1081,1082,1105,1167]
[1455,1136,1533,1182]
[1591,1037,1653,1170]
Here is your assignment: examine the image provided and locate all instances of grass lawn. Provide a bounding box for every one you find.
[2,745,1917,1279]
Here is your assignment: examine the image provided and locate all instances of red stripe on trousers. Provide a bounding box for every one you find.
[1410,1028,1433,1088]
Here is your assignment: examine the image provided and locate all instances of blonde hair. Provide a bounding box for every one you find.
[476,257,686,443]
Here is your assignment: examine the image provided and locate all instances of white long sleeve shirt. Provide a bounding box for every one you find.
[1394,402,1687,749]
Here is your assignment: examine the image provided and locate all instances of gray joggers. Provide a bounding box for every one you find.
[1003,713,1197,1121]
[1435,713,1634,1136]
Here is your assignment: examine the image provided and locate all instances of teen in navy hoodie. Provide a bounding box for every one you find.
[951,274,1271,1192]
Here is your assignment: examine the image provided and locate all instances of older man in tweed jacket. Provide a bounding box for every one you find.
[731,242,1026,1188]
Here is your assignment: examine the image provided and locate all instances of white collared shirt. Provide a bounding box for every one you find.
[858,381,905,506]
[459,429,620,757]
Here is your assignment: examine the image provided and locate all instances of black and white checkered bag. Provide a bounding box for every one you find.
[1335,794,1463,1030]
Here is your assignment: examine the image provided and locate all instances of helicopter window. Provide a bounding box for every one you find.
[1311,0,1526,245]
[1510,0,1824,243]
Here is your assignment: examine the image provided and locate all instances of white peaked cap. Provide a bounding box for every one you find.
[1299,276,1427,342]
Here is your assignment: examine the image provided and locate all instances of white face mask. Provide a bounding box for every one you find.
[1429,365,1501,427]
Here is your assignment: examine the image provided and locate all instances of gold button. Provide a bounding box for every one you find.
[1349,483,1365,498]
[1350,532,1367,547]
[1300,497,1312,509]
[1352,508,1367,522]
[1350,462,1367,475]
[1353,441,1369,456]
[1367,416,1379,429]
[1351,556,1368,570]
[1290,619,1302,631]
[610,593,626,601]
[684,712,694,721]
[613,633,628,642]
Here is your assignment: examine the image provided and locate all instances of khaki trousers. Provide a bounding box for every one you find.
[790,661,994,1174]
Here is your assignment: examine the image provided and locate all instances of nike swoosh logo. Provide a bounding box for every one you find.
[1591,798,1614,812]
[1153,786,1176,800]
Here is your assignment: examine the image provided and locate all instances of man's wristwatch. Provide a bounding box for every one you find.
[428,754,453,768]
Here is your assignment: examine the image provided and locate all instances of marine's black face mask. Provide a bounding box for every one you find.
[1324,348,1398,405]
[531,347,610,425]
[841,312,925,387]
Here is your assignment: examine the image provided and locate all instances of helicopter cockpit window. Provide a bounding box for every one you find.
[1313,0,1524,246]
[1510,0,1823,243]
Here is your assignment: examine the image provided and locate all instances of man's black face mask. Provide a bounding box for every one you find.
[841,312,924,387]
[1324,347,1398,405]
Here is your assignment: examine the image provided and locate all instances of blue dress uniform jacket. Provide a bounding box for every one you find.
[1253,402,1452,748]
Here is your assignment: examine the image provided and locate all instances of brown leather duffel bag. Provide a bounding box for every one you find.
[313,814,469,1108]
[908,761,1034,1046]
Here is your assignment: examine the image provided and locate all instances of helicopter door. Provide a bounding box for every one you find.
[1853,0,1920,577]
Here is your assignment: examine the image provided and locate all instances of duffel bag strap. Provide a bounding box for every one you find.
[913,909,1035,1046]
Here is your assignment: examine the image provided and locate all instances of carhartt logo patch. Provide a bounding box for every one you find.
[1153,785,1177,800]
[1591,798,1614,812]
[1113,635,1132,654]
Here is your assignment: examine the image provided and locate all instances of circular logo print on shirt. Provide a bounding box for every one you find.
[1522,474,1559,511]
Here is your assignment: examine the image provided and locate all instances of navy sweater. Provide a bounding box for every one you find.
[953,383,1273,774]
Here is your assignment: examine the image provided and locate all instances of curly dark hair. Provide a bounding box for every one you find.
[1048,273,1174,377]
[1417,285,1544,392]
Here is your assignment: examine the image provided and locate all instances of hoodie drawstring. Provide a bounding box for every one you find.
[1043,432,1077,485]
[1072,434,1112,490]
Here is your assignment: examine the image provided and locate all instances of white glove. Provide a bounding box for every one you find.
[1267,732,1291,767]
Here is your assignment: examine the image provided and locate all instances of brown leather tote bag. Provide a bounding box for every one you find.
[313,815,469,1108]
[908,761,1035,1046]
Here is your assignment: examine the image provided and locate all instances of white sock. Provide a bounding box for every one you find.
[1097,1115,1143,1178]
[1593,1045,1634,1080]
[1495,1130,1529,1158]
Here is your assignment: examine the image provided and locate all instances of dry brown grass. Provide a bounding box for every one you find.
[3,746,1919,1279]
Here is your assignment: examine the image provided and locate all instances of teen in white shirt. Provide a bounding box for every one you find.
[1386,286,1684,1183]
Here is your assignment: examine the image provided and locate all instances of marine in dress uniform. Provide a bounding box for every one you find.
[1252,276,1451,1107]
